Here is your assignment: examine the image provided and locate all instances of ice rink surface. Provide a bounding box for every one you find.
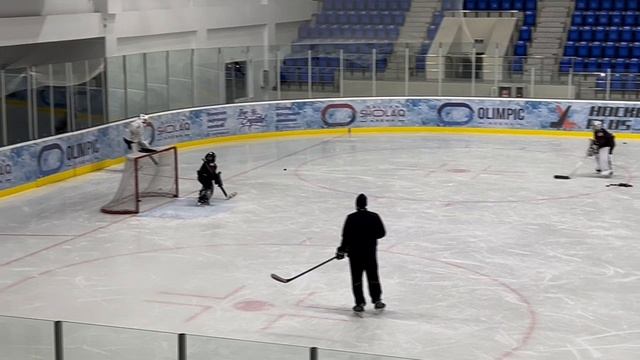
[1,133,639,360]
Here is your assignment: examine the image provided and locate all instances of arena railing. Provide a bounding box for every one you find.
[0,42,629,148]
[0,314,419,360]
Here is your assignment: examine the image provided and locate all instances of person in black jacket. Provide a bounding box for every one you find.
[590,120,615,177]
[336,193,386,313]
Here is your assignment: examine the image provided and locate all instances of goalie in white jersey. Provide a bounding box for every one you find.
[123,114,156,153]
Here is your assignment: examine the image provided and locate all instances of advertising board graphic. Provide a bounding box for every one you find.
[3,97,640,192]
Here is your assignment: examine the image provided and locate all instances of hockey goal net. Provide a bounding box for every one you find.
[101,146,179,214]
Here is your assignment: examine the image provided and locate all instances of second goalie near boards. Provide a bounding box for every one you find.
[336,193,387,313]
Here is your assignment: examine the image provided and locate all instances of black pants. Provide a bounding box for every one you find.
[349,254,382,306]
[198,174,214,191]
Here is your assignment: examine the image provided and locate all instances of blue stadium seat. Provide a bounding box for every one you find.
[477,0,489,9]
[581,26,594,41]
[634,27,640,41]
[589,0,601,10]
[415,55,426,72]
[525,0,536,10]
[572,11,584,25]
[585,11,596,25]
[629,58,640,73]
[614,0,627,10]
[519,26,532,41]
[597,12,609,26]
[607,26,620,41]
[576,0,587,10]
[623,11,637,26]
[311,68,321,85]
[328,25,340,38]
[325,0,336,10]
[622,26,635,41]
[514,41,527,56]
[586,58,600,72]
[465,0,478,8]
[337,11,349,24]
[559,57,572,72]
[512,57,524,73]
[600,57,612,70]
[490,0,501,10]
[502,0,513,9]
[629,0,639,10]
[355,0,367,10]
[564,41,577,56]
[604,42,617,57]
[513,0,524,9]
[590,41,603,57]
[577,41,590,57]
[611,73,624,89]
[574,58,586,72]
[321,68,336,85]
[344,0,355,10]
[611,11,623,26]
[524,11,536,26]
[568,26,580,41]
[427,25,438,40]
[614,58,627,72]
[432,11,443,25]
[283,57,296,67]
[625,74,638,90]
[596,74,607,90]
[618,42,630,57]
[349,12,359,24]
[594,26,607,41]
[632,42,640,57]
[601,0,613,10]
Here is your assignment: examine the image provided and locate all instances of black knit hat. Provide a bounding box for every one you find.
[356,193,367,210]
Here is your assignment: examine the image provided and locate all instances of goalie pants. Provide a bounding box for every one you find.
[595,146,613,173]
[348,253,382,306]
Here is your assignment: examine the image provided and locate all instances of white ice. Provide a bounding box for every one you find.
[1,133,639,360]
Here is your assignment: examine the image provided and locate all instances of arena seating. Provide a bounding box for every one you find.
[561,0,640,92]
[281,0,412,89]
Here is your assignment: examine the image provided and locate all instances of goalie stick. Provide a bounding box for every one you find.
[271,256,337,283]
[554,158,585,180]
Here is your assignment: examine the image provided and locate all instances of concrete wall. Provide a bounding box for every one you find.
[0,0,316,68]
[427,17,517,81]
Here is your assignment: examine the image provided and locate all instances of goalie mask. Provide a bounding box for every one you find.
[205,152,216,163]
[592,120,603,130]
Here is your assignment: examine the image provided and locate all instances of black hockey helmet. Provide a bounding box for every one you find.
[205,152,216,162]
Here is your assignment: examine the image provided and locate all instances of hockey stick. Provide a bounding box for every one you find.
[554,158,585,180]
[270,256,337,283]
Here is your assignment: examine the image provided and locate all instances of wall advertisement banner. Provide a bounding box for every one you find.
[2,98,639,192]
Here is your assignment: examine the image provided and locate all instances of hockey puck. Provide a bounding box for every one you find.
[554,175,571,179]
[283,168,287,171]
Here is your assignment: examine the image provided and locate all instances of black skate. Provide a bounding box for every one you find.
[352,304,365,313]
[374,301,386,310]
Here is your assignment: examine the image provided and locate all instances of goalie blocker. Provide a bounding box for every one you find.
[101,146,179,214]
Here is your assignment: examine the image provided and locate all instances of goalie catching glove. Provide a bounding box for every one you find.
[586,140,599,157]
